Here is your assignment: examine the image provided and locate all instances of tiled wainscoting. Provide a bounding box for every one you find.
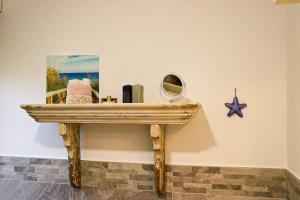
[286,170,300,200]
[0,156,299,200]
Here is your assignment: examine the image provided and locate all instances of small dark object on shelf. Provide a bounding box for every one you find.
[123,85,132,103]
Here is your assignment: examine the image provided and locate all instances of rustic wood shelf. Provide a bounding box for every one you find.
[21,102,199,194]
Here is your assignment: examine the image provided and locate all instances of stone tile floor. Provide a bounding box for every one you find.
[0,179,167,200]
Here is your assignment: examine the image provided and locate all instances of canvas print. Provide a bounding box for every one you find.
[47,55,99,104]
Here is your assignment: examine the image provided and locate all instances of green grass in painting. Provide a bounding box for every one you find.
[47,67,68,92]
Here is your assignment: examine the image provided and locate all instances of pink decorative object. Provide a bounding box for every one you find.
[67,84,92,96]
[66,79,92,104]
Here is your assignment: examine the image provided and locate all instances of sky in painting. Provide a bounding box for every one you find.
[47,55,99,73]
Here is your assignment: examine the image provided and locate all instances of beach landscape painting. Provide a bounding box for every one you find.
[47,55,99,104]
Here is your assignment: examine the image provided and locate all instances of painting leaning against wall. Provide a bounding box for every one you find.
[46,55,100,104]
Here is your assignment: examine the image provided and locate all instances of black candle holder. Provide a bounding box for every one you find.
[123,85,132,103]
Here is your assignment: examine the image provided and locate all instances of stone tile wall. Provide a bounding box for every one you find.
[286,170,300,200]
[0,156,297,199]
[0,157,69,184]
[171,165,286,200]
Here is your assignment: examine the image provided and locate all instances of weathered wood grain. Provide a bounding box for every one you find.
[150,124,165,194]
[59,123,81,188]
[21,103,199,124]
[21,102,199,194]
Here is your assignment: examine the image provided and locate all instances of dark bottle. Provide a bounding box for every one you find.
[123,85,132,103]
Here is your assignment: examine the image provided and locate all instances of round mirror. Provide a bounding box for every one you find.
[160,73,186,102]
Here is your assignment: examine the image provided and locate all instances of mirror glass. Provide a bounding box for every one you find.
[162,74,184,97]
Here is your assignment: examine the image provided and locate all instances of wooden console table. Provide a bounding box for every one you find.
[21,103,199,194]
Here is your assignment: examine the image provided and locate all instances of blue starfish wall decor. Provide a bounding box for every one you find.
[225,89,247,118]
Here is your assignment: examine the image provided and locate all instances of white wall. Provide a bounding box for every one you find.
[0,0,287,168]
[287,4,300,178]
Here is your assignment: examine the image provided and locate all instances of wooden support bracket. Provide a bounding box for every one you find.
[150,124,165,194]
[59,123,81,188]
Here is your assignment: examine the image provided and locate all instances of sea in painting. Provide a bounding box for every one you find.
[46,55,100,104]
